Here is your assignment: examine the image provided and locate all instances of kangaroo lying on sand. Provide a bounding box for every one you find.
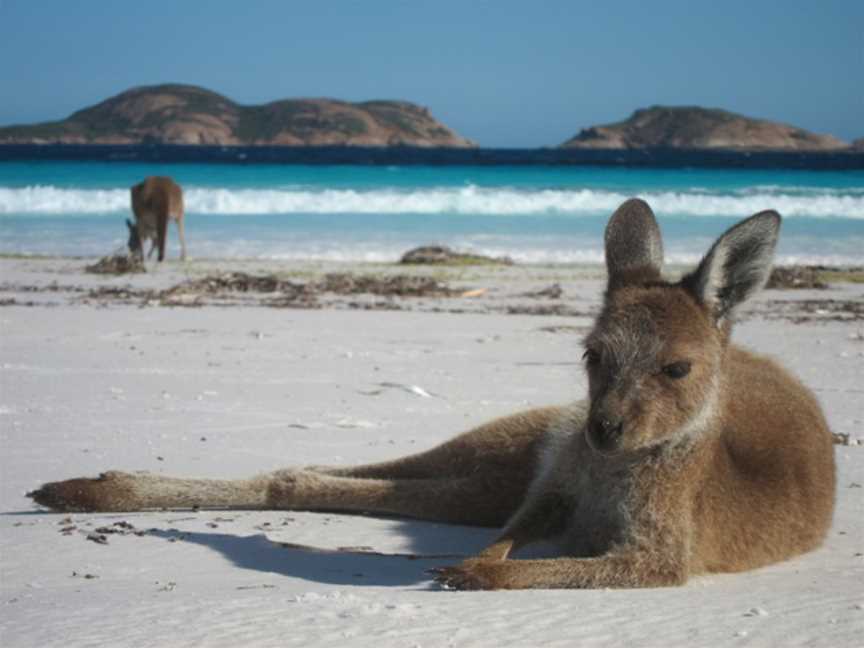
[127,176,187,262]
[30,199,836,590]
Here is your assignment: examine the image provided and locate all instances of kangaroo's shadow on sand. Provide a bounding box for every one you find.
[148,518,501,588]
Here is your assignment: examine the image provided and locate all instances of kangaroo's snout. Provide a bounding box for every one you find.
[587,415,624,452]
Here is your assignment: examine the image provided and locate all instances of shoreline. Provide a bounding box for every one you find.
[1,256,862,322]
[1,253,861,275]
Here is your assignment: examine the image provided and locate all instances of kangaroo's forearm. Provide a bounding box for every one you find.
[435,553,687,590]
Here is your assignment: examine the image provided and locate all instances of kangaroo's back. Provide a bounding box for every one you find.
[690,345,836,573]
[131,177,183,222]
[129,176,186,261]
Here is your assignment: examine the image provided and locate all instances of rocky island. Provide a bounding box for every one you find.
[561,106,847,151]
[0,84,475,148]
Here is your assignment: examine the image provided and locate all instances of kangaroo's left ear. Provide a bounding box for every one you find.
[605,198,664,290]
[682,210,780,324]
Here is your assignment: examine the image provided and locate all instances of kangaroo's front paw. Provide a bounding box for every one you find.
[429,559,503,591]
[27,471,137,512]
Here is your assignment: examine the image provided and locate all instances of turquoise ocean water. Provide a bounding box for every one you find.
[1,161,862,265]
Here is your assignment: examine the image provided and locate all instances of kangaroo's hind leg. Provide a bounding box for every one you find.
[310,406,562,480]
[28,406,569,527]
[175,215,187,261]
[276,406,569,526]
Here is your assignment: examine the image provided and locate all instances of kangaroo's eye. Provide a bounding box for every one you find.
[583,348,601,366]
[662,361,691,379]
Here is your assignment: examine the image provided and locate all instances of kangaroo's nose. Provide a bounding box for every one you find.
[592,418,623,445]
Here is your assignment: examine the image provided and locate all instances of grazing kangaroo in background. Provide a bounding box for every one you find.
[127,176,187,262]
[30,199,836,590]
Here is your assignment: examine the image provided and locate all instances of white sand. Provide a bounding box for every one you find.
[1,258,862,647]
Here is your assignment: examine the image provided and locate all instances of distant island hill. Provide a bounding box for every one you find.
[561,106,854,152]
[0,84,858,151]
[0,84,475,148]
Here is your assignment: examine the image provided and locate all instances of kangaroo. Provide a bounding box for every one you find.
[127,176,187,262]
[29,199,836,590]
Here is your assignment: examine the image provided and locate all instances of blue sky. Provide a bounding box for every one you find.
[0,0,860,147]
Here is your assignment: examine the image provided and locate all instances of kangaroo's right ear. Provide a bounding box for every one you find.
[604,198,664,290]
[682,210,780,325]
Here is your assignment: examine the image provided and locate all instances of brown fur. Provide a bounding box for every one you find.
[128,176,186,262]
[29,199,836,590]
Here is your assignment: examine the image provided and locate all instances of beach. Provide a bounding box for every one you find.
[2,0,861,643]
[1,255,862,647]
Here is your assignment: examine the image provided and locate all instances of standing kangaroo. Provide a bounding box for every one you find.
[127,176,187,262]
[30,199,836,590]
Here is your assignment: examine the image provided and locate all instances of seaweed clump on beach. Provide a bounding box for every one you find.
[84,254,146,275]
[158,272,315,306]
[766,266,828,290]
[400,245,513,266]
[319,273,457,297]
[152,271,458,308]
[167,272,305,294]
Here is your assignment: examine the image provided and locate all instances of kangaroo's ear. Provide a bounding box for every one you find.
[604,198,664,290]
[682,210,780,324]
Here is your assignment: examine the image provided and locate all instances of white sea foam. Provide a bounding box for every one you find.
[1,184,863,218]
[2,230,861,266]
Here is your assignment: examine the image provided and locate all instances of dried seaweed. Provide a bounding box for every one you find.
[319,273,456,297]
[85,254,146,275]
[767,266,827,290]
[400,245,513,266]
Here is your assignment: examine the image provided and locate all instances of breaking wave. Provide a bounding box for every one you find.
[1,184,863,218]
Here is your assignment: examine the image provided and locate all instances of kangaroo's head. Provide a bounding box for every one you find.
[583,198,780,454]
[126,218,142,257]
